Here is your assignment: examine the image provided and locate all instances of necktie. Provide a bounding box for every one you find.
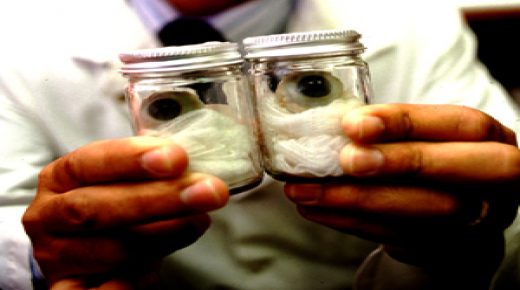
[158,17,226,46]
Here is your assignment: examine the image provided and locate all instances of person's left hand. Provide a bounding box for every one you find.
[284,104,520,275]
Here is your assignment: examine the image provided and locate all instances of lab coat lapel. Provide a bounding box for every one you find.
[69,0,159,103]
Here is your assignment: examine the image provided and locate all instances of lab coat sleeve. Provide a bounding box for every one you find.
[0,207,33,290]
[0,65,57,290]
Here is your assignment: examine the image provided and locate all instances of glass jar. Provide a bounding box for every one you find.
[243,29,373,182]
[119,42,263,193]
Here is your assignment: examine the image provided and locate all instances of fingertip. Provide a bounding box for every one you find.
[340,144,384,176]
[341,110,361,139]
[284,183,323,203]
[206,177,230,205]
[342,110,385,142]
[141,144,189,177]
[180,177,229,210]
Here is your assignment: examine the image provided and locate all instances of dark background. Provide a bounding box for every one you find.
[463,6,520,102]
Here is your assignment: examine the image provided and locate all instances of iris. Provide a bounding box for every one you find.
[148,97,182,120]
[297,75,331,98]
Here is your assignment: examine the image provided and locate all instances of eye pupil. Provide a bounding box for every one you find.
[297,75,331,98]
[148,98,182,120]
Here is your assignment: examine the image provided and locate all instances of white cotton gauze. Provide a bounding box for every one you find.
[149,108,257,185]
[273,135,348,176]
[260,96,364,177]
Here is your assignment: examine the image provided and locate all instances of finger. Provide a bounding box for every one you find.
[97,277,161,290]
[83,269,161,290]
[124,214,212,261]
[34,216,209,276]
[339,142,520,182]
[50,278,143,290]
[295,205,472,246]
[296,205,397,244]
[51,279,88,290]
[40,136,189,193]
[295,202,502,248]
[285,182,467,220]
[26,175,227,232]
[286,183,485,245]
[341,104,517,144]
[97,280,136,290]
[50,270,161,290]
[129,214,210,236]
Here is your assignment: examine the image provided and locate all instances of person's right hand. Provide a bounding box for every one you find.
[22,136,229,290]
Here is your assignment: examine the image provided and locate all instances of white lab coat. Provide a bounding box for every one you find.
[0,0,519,289]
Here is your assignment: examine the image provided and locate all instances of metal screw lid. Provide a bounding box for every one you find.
[119,42,243,75]
[243,29,365,60]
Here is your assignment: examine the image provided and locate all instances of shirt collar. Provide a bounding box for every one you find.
[128,0,295,43]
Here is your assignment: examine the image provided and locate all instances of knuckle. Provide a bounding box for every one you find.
[25,194,99,232]
[40,152,84,193]
[398,110,414,139]
[37,163,55,187]
[397,144,426,176]
[385,105,414,139]
[59,152,83,186]
[409,146,426,175]
[458,108,500,141]
[22,197,49,235]
[480,117,502,140]
[57,194,97,230]
[22,207,42,234]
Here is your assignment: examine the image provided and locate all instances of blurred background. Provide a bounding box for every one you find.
[456,0,520,102]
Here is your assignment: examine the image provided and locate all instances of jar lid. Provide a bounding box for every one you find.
[243,29,365,60]
[119,42,243,75]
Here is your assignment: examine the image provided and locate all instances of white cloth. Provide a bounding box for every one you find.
[0,0,519,289]
[146,108,260,186]
[259,94,364,177]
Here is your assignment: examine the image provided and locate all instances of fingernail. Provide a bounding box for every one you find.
[180,179,227,209]
[141,147,175,176]
[343,113,385,140]
[341,145,384,176]
[286,184,323,203]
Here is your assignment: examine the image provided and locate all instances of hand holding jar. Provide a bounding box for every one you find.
[247,30,520,288]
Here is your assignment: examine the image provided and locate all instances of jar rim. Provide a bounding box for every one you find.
[242,29,365,60]
[119,42,243,75]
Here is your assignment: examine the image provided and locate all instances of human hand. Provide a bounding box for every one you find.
[23,136,229,290]
[285,104,520,273]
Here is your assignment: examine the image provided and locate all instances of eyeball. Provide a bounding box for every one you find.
[275,71,343,113]
[140,88,203,126]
